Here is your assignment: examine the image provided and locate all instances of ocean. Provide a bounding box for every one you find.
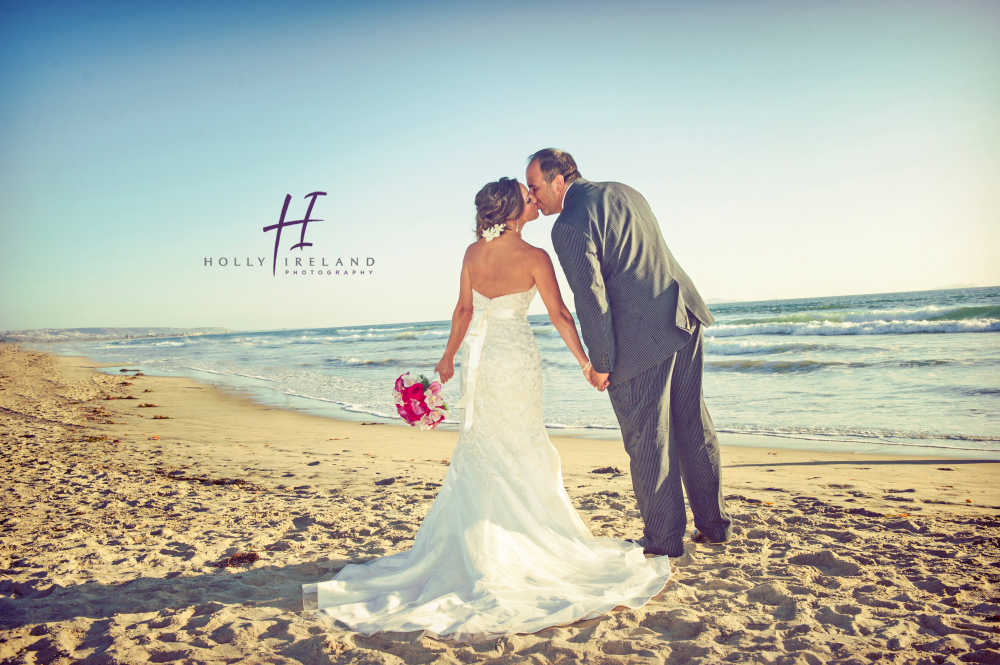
[47,286,999,454]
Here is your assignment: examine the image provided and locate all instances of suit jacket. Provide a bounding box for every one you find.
[551,178,714,385]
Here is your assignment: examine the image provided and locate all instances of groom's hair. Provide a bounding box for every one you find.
[527,148,582,185]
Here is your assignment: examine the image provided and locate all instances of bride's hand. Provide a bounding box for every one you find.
[434,357,455,384]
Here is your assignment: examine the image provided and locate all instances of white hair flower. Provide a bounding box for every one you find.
[482,223,505,242]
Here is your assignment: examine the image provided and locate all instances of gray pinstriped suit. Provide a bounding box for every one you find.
[551,178,731,556]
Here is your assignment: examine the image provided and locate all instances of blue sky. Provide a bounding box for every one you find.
[1,0,998,331]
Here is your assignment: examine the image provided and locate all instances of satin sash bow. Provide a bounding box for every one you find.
[455,307,528,432]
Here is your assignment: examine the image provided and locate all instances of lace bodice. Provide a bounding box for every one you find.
[456,284,544,492]
[470,284,538,311]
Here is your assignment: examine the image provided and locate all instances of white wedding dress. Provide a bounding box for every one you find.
[302,285,671,641]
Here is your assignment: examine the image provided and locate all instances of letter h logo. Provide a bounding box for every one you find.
[262,191,327,276]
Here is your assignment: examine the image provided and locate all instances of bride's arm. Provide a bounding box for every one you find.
[533,250,599,388]
[433,258,475,384]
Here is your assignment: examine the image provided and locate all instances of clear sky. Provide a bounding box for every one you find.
[1,0,998,331]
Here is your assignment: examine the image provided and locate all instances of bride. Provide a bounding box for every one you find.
[302,177,671,640]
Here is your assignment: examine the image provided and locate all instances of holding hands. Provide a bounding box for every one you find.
[438,353,606,391]
[437,354,605,391]
[580,360,610,392]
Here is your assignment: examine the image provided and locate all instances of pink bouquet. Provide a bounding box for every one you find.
[394,373,448,430]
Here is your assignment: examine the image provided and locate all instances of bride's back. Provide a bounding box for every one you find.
[465,234,539,298]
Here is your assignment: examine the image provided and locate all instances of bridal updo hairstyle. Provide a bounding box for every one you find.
[474,177,524,240]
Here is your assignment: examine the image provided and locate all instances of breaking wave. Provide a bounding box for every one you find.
[706,340,825,355]
[707,358,864,373]
[709,318,1000,337]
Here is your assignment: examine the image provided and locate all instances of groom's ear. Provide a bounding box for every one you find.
[553,174,565,192]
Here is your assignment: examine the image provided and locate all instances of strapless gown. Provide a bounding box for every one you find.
[302,285,671,641]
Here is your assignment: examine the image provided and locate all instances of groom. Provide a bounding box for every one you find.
[526,148,731,557]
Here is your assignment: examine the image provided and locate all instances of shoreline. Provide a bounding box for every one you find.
[3,343,1000,663]
[36,344,1000,460]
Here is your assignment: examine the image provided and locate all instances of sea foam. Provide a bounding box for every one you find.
[709,318,1000,337]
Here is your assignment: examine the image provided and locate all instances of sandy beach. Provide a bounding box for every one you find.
[1,342,999,664]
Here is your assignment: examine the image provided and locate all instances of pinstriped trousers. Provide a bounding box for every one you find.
[607,318,731,556]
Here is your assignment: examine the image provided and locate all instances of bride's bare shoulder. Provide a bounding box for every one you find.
[463,241,484,259]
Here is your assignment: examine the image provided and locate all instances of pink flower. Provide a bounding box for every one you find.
[427,409,446,429]
[418,411,445,430]
[425,390,444,408]
[394,372,410,394]
[408,398,428,418]
[404,383,424,401]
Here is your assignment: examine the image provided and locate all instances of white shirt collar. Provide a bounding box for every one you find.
[560,179,575,212]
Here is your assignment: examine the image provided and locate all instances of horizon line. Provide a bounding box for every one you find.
[3,284,996,338]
